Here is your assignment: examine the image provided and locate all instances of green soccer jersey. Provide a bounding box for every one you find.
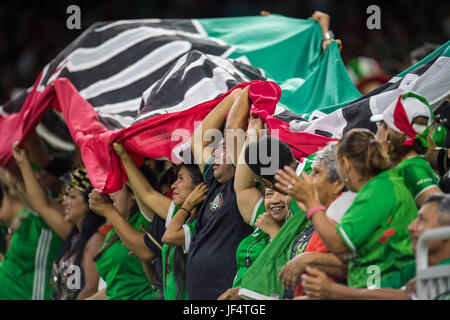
[336,169,417,288]
[96,212,159,300]
[0,210,64,300]
[381,258,450,289]
[233,198,268,288]
[161,201,196,300]
[395,155,439,202]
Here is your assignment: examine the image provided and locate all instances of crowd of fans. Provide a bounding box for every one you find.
[0,9,449,301]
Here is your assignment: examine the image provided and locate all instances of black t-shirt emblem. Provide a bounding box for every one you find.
[209,193,224,211]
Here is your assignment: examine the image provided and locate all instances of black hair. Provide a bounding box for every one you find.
[44,156,73,178]
[58,188,106,268]
[244,135,295,180]
[182,164,203,185]
[166,163,202,299]
[157,163,178,193]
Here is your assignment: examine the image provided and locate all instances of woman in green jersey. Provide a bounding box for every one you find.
[275,129,418,288]
[89,141,205,300]
[86,171,161,300]
[371,92,442,207]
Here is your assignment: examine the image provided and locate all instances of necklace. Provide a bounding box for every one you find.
[245,230,269,268]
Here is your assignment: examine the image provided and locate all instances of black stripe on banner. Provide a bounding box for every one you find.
[40,110,73,142]
[1,90,28,114]
[39,19,203,91]
[273,110,308,123]
[67,35,231,93]
[143,51,244,108]
[341,98,378,135]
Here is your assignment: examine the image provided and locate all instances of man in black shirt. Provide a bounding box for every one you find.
[186,86,253,299]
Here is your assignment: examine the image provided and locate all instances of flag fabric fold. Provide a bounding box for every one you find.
[0,15,359,193]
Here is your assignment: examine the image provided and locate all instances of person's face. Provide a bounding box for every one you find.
[109,185,134,217]
[375,121,389,153]
[62,187,88,225]
[212,140,234,183]
[408,202,442,253]
[170,166,195,206]
[264,188,291,222]
[311,161,340,207]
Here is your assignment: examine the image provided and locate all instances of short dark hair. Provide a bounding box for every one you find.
[44,156,73,178]
[244,135,295,180]
[423,194,450,225]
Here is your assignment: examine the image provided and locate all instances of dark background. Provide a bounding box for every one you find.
[0,0,449,103]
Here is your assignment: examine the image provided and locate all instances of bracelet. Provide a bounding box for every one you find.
[180,207,192,215]
[307,206,326,220]
[322,30,335,41]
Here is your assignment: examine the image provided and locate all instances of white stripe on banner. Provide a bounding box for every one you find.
[36,123,76,152]
[190,19,207,37]
[95,97,141,114]
[32,229,51,300]
[79,41,193,100]
[44,25,220,90]
[133,70,234,124]
[94,19,162,32]
[36,64,50,92]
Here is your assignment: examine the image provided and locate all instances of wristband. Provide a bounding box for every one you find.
[322,30,334,41]
[307,206,326,220]
[180,207,192,215]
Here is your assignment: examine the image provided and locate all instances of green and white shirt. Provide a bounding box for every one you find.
[232,153,316,288]
[162,201,196,300]
[395,155,439,202]
[336,169,417,288]
[0,210,64,300]
[96,212,159,300]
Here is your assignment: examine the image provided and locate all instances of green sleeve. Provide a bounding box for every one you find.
[401,163,438,200]
[380,263,416,289]
[336,179,394,252]
[183,220,196,254]
[249,197,265,227]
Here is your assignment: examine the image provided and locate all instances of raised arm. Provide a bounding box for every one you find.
[12,144,72,239]
[0,167,34,212]
[113,142,171,220]
[162,183,208,248]
[311,11,342,52]
[224,86,250,166]
[88,190,155,262]
[191,88,243,173]
[234,113,264,224]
